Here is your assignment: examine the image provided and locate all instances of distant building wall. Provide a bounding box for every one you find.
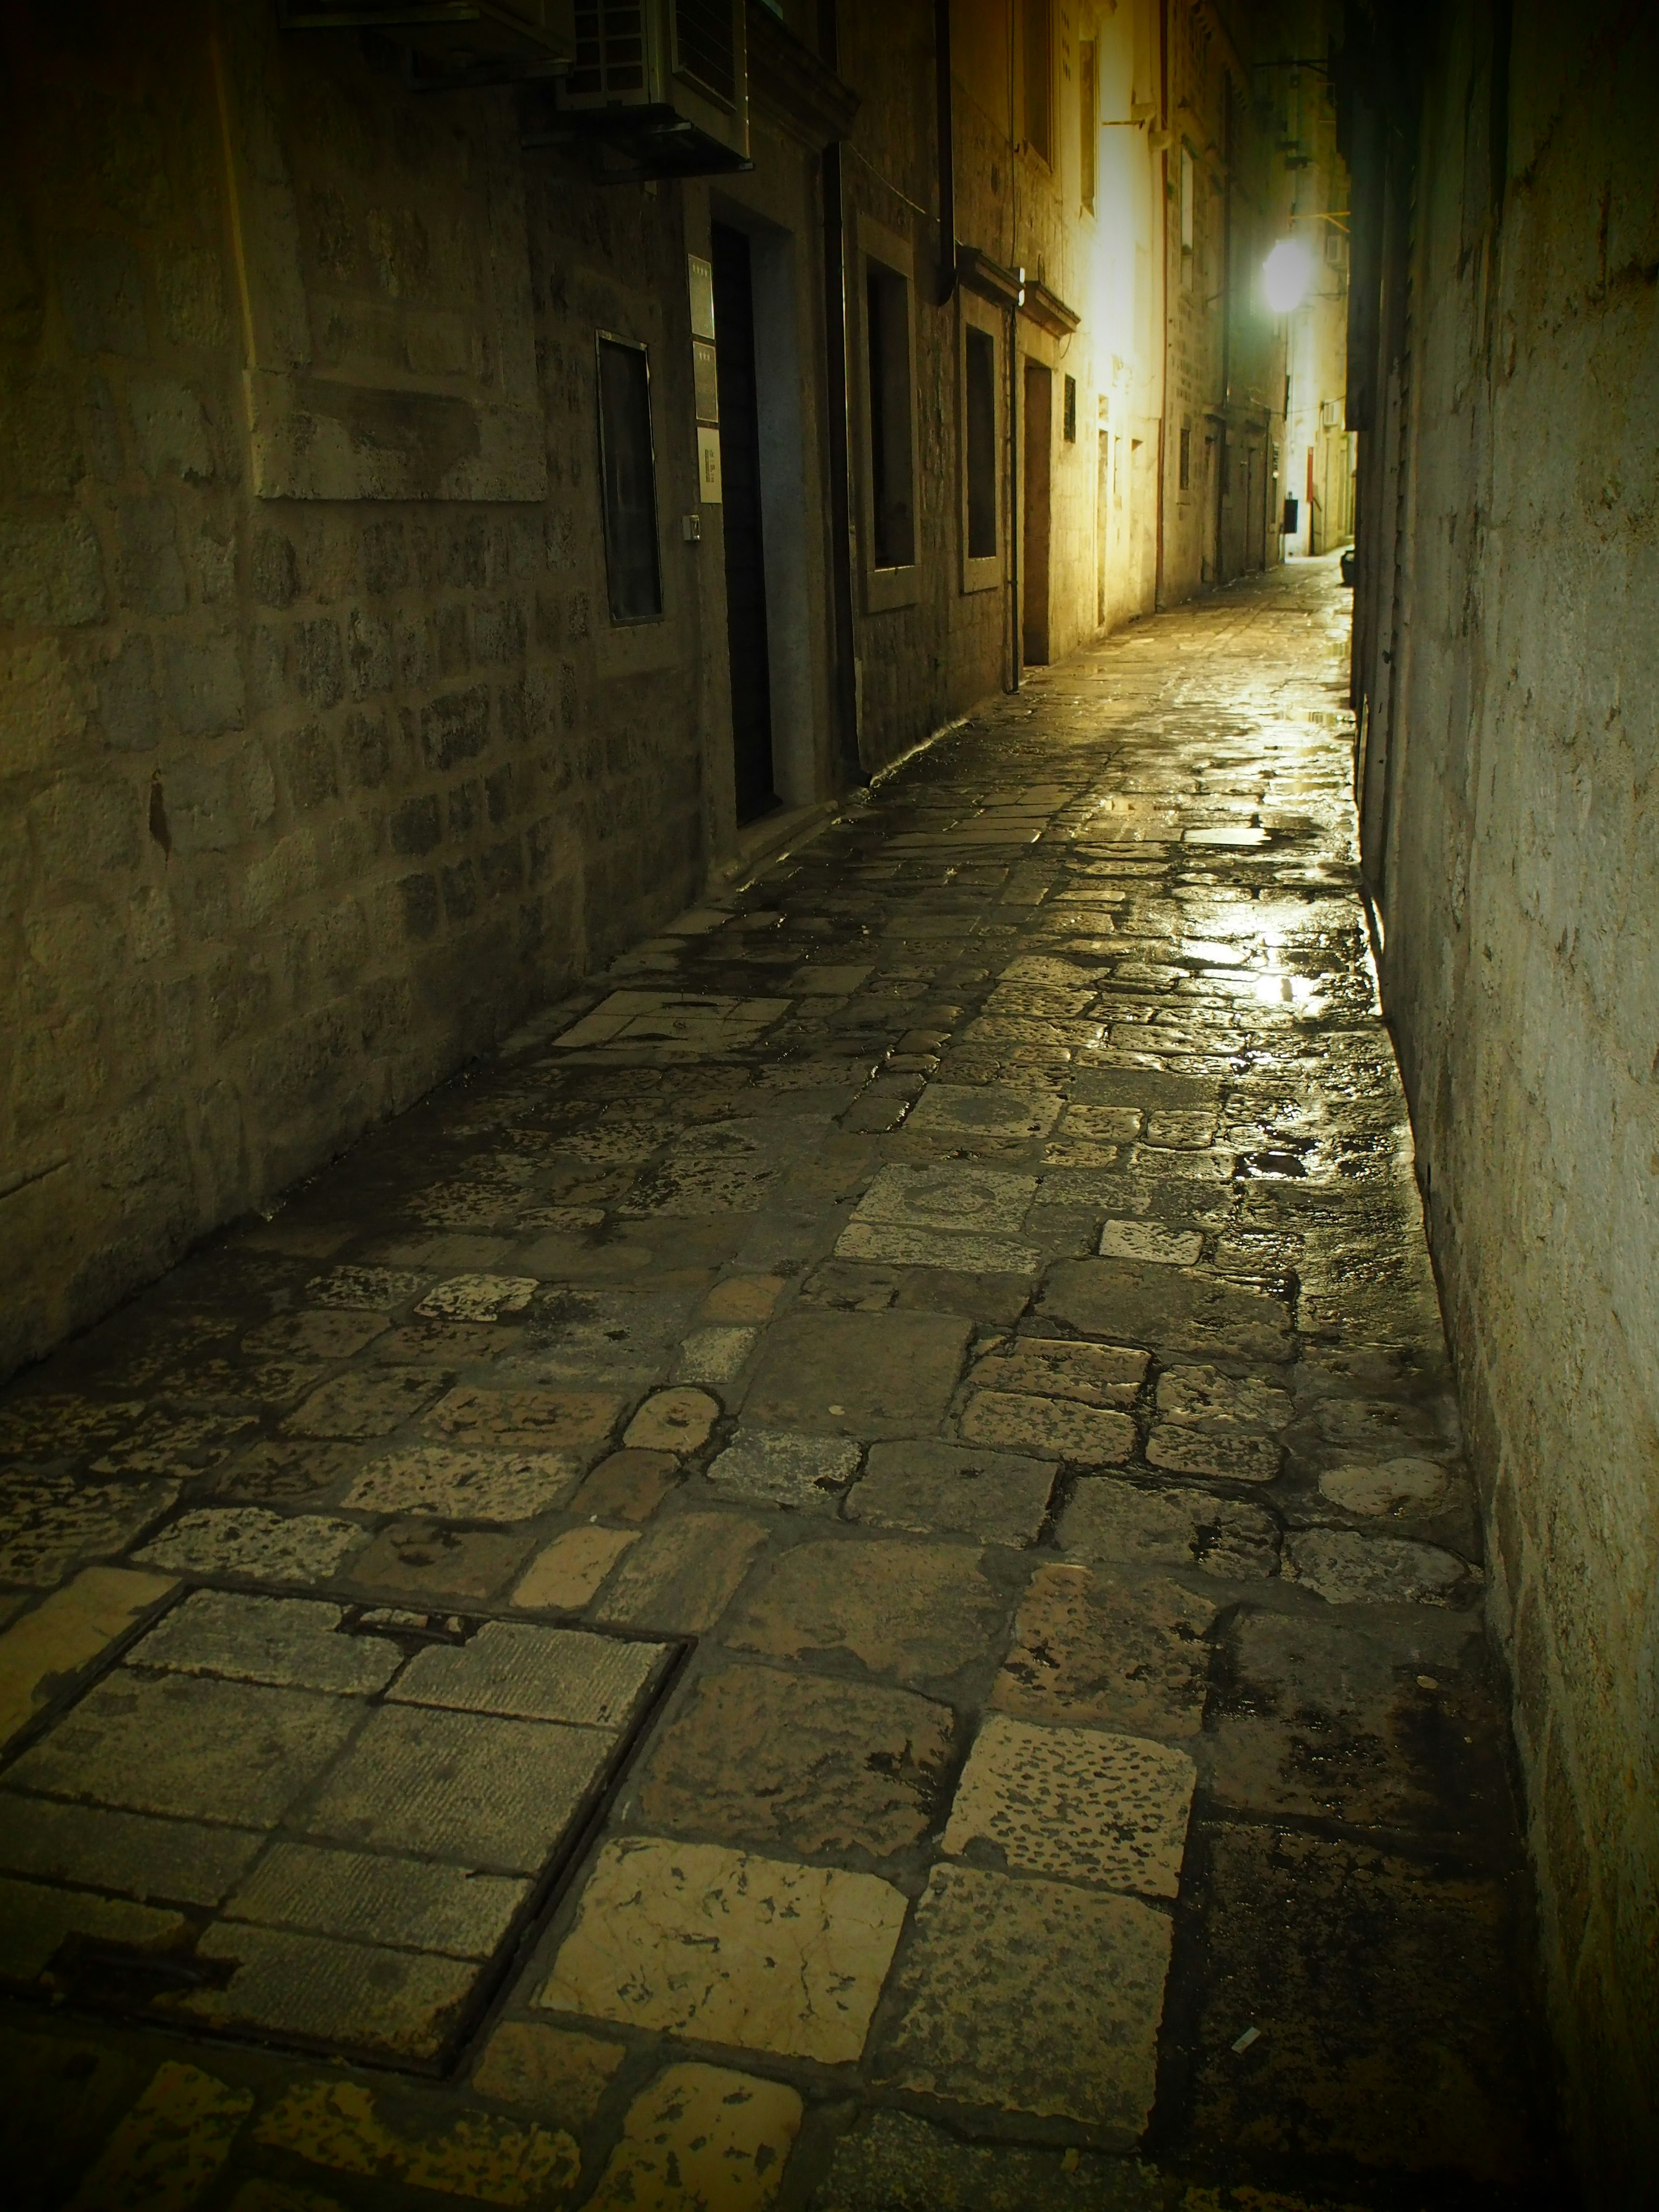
[1345,2,1659,2191]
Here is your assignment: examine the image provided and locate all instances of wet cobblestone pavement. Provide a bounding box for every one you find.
[0,560,1563,2209]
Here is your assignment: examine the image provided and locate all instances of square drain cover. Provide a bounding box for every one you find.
[0,1587,680,2071]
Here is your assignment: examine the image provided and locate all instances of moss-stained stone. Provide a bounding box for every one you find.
[585,2063,802,2211]
[632,1662,955,1858]
[992,1564,1217,1738]
[872,1863,1172,2138]
[539,1836,906,2063]
[253,2078,579,2204]
[807,2108,1164,2210]
[470,2021,625,2122]
[0,1566,175,1747]
[66,2061,251,2211]
[1185,1824,1555,2188]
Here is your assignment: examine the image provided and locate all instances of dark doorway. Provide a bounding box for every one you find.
[712,222,776,823]
[1022,358,1052,666]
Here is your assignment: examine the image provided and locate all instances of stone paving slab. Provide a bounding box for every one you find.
[872,1862,1171,2137]
[631,1661,955,1858]
[0,566,1557,2202]
[540,1836,907,2062]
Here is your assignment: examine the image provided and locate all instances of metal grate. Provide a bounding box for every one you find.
[673,0,736,107]
[569,2,647,95]
[0,1586,683,2074]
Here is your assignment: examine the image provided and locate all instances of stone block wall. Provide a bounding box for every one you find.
[1348,0,1659,2186]
[0,10,706,1378]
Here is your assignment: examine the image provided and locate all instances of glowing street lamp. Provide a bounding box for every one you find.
[1262,237,1313,314]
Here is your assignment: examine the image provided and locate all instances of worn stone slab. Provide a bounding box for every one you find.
[513,1527,638,1610]
[724,1538,1004,1686]
[0,1566,175,1747]
[1284,1529,1475,1607]
[0,1395,150,1462]
[1040,1259,1293,1360]
[623,1388,720,1454]
[60,2058,252,2209]
[185,1922,476,2062]
[245,1311,390,1360]
[1318,1456,1453,1516]
[846,1441,1055,1547]
[0,1878,187,1983]
[305,1266,429,1311]
[1060,1478,1281,1580]
[1098,1222,1204,1265]
[225,1840,527,1959]
[810,2108,1165,2212]
[1207,1607,1514,1830]
[905,1085,1062,1142]
[699,1276,783,1324]
[540,1836,906,2063]
[1145,1425,1283,1483]
[573,1449,681,1522]
[470,2021,626,2122]
[852,1163,1038,1236]
[593,1513,768,1634]
[632,1663,954,1858]
[207,1439,361,1506]
[743,1311,972,1440]
[834,1219,1044,1274]
[6,1672,362,1827]
[676,1326,760,1384]
[414,1274,537,1322]
[993,1565,1217,1739]
[960,1391,1135,1465]
[0,1796,263,1907]
[872,1862,1171,2137]
[0,1475,179,1591]
[943,1715,1196,1897]
[703,1430,861,1514]
[134,1508,368,1584]
[389,1621,662,1727]
[972,1338,1147,1406]
[303,1703,610,1871]
[343,1446,582,1522]
[586,2063,803,2212]
[423,1387,623,1456]
[253,2075,578,2199]
[131,1591,401,1696]
[1157,1365,1292,1431]
[283,1370,446,1438]
[1186,1824,1546,2186]
[349,1519,534,1602]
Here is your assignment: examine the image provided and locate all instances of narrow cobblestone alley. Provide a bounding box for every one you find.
[0,562,1561,2210]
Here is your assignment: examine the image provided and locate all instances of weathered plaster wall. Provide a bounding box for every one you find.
[0,8,708,1377]
[1350,1,1659,2187]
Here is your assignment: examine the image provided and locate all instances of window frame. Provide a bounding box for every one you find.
[959,287,1003,595]
[594,329,665,626]
[855,212,922,613]
[1079,37,1097,216]
[1022,0,1053,166]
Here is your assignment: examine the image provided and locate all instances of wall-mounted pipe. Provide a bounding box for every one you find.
[820,3,862,785]
[935,0,956,304]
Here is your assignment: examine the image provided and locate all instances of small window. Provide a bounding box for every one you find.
[1179,425,1191,491]
[1180,143,1195,269]
[1063,375,1077,443]
[595,334,662,623]
[866,261,915,569]
[1023,0,1052,163]
[1079,40,1096,215]
[964,324,998,560]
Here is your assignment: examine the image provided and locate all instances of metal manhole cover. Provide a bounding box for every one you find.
[0,1586,683,2072]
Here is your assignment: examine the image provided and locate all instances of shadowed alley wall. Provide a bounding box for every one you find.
[1346,2,1659,2190]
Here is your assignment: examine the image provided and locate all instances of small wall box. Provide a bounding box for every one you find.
[525,1,750,177]
[278,3,576,85]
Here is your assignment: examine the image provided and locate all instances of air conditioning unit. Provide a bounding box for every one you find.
[278,3,576,86]
[525,1,749,175]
